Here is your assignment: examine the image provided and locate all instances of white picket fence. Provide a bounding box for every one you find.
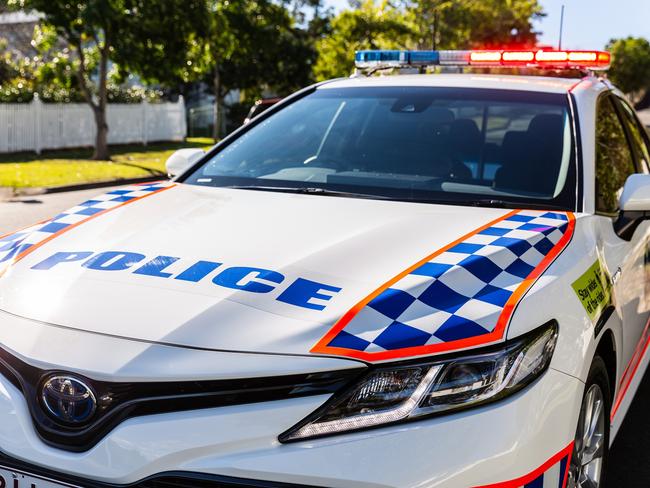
[0,96,187,154]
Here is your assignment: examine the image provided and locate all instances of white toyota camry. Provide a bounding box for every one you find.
[0,48,649,488]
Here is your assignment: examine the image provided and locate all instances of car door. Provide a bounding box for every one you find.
[595,93,650,376]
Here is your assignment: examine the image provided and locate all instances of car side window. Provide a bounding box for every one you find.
[595,96,636,215]
[616,97,650,173]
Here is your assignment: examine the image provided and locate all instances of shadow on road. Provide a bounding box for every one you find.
[7,199,42,204]
[607,367,650,486]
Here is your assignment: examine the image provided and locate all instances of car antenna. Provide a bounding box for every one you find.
[558,4,565,50]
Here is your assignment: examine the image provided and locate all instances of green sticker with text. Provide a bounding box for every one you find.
[572,259,613,324]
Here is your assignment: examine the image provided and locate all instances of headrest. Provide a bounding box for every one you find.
[449,119,482,146]
[429,107,455,124]
[527,113,565,138]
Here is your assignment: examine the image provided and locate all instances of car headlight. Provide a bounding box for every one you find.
[280,321,558,442]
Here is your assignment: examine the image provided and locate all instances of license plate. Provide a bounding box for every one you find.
[0,465,79,488]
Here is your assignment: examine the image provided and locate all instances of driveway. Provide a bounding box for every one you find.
[0,186,648,486]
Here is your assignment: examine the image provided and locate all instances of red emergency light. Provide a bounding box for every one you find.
[469,49,611,70]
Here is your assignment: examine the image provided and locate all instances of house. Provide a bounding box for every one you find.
[0,10,41,58]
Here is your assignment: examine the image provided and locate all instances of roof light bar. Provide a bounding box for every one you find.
[355,49,611,71]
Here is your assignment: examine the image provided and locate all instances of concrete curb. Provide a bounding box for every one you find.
[9,175,166,198]
[0,188,13,201]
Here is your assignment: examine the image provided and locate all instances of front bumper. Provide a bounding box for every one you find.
[0,366,583,488]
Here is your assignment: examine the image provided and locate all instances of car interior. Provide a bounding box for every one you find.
[200,92,572,200]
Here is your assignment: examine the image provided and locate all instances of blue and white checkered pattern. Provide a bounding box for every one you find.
[0,182,173,268]
[327,210,570,353]
[517,454,569,488]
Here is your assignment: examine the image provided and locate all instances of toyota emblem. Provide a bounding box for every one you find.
[41,376,97,424]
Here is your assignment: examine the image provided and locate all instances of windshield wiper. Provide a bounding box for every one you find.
[223,185,394,200]
[461,199,568,211]
[220,186,569,210]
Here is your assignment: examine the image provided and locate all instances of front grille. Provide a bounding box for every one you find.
[0,344,362,452]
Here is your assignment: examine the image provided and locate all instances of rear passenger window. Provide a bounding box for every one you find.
[616,98,650,173]
[595,97,636,215]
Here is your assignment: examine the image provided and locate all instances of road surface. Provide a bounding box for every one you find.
[0,187,648,486]
[0,187,121,235]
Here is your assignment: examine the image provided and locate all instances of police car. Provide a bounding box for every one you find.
[0,48,648,488]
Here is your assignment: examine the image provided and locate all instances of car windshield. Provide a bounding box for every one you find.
[185,86,576,209]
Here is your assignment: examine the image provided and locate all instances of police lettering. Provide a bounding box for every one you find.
[31,251,341,311]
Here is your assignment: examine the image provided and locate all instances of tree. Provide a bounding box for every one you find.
[278,0,327,26]
[606,37,650,109]
[191,1,317,139]
[0,39,36,102]
[0,40,18,85]
[313,0,413,80]
[7,0,208,160]
[0,27,163,104]
[403,0,543,50]
[313,0,543,81]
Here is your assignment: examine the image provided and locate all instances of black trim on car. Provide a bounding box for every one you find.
[0,451,324,487]
[568,91,584,212]
[0,346,363,453]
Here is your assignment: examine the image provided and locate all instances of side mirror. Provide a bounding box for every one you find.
[620,174,650,211]
[615,174,650,240]
[165,148,205,178]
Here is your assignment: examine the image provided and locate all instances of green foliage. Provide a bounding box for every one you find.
[1,0,552,116]
[109,1,210,86]
[8,0,209,86]
[404,0,543,50]
[0,40,19,84]
[193,1,317,96]
[314,0,413,80]
[606,37,650,106]
[314,0,544,80]
[31,45,86,103]
[0,44,162,103]
[2,0,318,118]
[185,0,318,137]
[0,78,35,103]
[0,42,34,102]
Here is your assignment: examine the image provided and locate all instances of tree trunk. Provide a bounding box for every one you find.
[212,66,223,141]
[92,106,110,160]
[92,43,111,160]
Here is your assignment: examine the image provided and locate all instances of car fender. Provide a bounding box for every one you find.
[507,213,623,385]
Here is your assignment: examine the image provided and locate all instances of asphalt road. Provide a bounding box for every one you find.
[0,187,121,235]
[0,188,648,486]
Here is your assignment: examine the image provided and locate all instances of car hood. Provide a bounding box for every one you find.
[0,183,573,361]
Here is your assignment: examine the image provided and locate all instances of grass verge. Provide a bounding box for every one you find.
[0,138,215,189]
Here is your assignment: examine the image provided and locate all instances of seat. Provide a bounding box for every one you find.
[397,108,456,177]
[494,114,565,195]
[448,119,482,180]
[493,130,528,188]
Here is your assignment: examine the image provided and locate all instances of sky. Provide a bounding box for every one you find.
[325,0,650,50]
